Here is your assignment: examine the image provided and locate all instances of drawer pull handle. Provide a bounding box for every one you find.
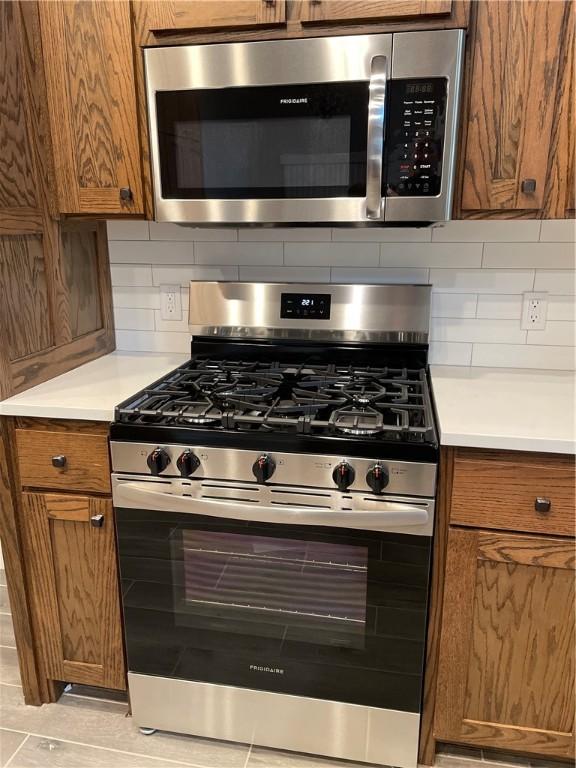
[51,455,67,468]
[534,497,551,514]
[90,514,104,528]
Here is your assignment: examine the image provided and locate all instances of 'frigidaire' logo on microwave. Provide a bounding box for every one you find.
[250,664,285,675]
[280,98,308,104]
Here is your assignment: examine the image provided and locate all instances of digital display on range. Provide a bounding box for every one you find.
[280,293,331,320]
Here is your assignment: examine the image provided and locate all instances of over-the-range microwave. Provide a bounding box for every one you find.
[144,30,465,225]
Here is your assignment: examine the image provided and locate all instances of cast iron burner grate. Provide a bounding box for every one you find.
[115,359,435,443]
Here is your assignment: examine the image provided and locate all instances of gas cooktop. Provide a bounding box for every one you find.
[116,358,434,440]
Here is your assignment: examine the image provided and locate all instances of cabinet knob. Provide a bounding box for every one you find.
[119,187,133,202]
[521,178,537,194]
[534,497,551,514]
[90,514,105,528]
[51,455,67,468]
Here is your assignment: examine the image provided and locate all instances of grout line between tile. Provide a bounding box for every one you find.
[537,219,543,241]
[0,642,17,650]
[3,733,30,768]
[8,729,217,768]
[0,681,23,688]
[243,743,253,768]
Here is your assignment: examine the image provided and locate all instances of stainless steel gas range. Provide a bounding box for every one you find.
[110,282,438,768]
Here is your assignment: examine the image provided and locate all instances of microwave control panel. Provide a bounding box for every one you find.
[384,78,447,198]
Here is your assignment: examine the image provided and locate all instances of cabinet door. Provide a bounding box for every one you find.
[461,1,565,211]
[435,529,575,760]
[22,493,126,690]
[38,1,143,215]
[300,0,452,24]
[139,1,285,34]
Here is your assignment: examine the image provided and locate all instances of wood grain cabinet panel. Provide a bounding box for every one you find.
[38,0,143,214]
[0,235,52,361]
[461,0,567,212]
[140,1,285,33]
[16,429,111,494]
[21,492,125,690]
[450,450,575,537]
[435,528,575,760]
[299,0,452,24]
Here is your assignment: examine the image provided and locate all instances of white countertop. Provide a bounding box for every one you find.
[430,366,576,454]
[0,352,188,422]
[0,354,573,453]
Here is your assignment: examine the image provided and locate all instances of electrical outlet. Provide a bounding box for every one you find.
[521,292,548,330]
[160,285,182,321]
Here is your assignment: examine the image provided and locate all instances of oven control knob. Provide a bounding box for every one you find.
[252,454,276,483]
[177,449,200,477]
[366,463,389,494]
[147,447,170,475]
[333,461,355,491]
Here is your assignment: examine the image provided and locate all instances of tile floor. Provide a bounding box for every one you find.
[0,570,568,768]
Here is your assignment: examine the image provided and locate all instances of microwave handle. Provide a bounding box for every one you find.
[365,55,388,220]
[113,480,430,532]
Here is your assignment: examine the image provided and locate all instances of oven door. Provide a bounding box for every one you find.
[113,475,433,716]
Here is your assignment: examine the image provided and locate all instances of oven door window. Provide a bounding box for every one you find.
[117,510,430,713]
[155,83,368,199]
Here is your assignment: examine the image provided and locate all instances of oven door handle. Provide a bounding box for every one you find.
[113,481,430,532]
[365,55,388,220]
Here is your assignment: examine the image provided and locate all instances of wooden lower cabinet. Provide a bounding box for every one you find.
[435,527,575,760]
[21,492,126,690]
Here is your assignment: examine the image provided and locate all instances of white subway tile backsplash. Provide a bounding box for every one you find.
[239,228,331,242]
[527,321,575,346]
[380,242,482,268]
[196,242,283,265]
[472,343,575,370]
[330,267,429,284]
[476,294,523,319]
[285,243,379,267]
[115,330,190,353]
[432,220,541,242]
[483,242,576,269]
[548,295,576,321]
[112,287,161,310]
[534,270,576,295]
[332,227,431,242]
[149,223,237,241]
[429,342,473,366]
[108,219,575,371]
[430,293,477,318]
[152,265,239,286]
[429,269,534,293]
[109,241,194,264]
[111,264,152,287]
[540,220,576,242]
[239,266,331,282]
[431,318,526,344]
[114,307,155,331]
[107,220,149,240]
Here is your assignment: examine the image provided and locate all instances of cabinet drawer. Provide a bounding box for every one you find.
[16,430,110,494]
[451,450,575,537]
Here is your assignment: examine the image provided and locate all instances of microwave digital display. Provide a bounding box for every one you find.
[280,293,331,320]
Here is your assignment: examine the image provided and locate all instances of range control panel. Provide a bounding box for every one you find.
[384,78,447,198]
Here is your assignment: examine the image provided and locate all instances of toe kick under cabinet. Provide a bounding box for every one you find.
[433,448,576,762]
[13,419,126,696]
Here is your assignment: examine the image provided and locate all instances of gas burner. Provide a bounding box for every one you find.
[330,407,385,436]
[115,358,436,445]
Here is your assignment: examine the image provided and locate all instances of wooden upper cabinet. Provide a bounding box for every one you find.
[299,0,452,24]
[435,528,575,760]
[22,492,126,690]
[37,1,143,215]
[461,0,568,212]
[139,0,285,34]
